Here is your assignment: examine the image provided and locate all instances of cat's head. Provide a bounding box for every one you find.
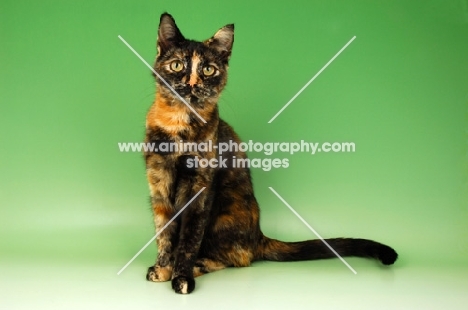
[154,13,234,107]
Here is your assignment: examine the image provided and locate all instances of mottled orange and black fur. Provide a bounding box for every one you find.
[144,13,398,294]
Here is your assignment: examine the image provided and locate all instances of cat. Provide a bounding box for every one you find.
[144,13,398,294]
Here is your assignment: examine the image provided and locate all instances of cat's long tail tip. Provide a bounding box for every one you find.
[378,245,398,265]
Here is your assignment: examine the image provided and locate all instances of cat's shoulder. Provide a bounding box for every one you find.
[217,118,239,141]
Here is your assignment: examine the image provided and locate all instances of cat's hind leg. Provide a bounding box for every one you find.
[193,258,228,277]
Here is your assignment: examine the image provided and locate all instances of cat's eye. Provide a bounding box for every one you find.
[170,60,184,72]
[202,65,216,76]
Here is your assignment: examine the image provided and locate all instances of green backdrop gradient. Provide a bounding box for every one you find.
[1,0,467,309]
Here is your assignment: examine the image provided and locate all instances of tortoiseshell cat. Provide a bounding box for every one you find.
[144,13,398,294]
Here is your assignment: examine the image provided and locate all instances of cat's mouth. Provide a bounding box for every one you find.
[180,91,202,105]
[187,94,201,104]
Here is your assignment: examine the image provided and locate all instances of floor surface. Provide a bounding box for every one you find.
[2,257,467,310]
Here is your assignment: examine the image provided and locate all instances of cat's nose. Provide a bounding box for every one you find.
[188,78,195,87]
[188,72,199,87]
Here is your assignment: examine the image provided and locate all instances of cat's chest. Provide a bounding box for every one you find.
[146,101,191,136]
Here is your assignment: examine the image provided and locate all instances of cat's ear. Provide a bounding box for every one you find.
[205,24,234,60]
[157,13,185,55]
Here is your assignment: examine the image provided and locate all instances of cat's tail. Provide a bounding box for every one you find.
[257,236,398,265]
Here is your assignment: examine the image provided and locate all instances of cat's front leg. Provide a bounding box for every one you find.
[171,178,213,294]
[146,198,178,282]
[146,156,178,282]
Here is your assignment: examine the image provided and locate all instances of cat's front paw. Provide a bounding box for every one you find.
[146,265,172,282]
[171,276,195,294]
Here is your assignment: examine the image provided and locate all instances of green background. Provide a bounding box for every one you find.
[1,0,467,309]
